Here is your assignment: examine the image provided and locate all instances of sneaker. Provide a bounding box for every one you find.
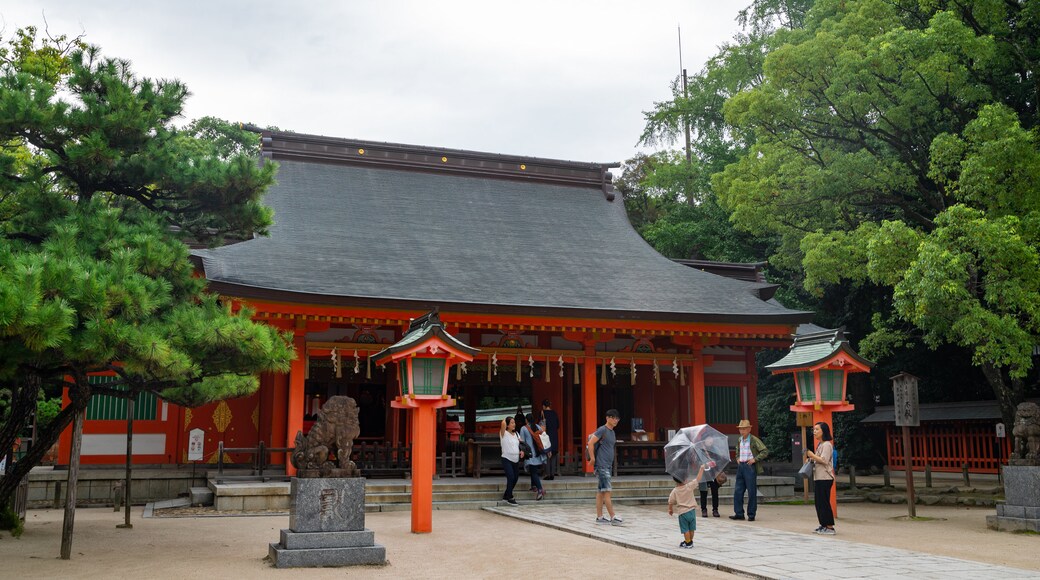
[505,498,518,506]
[712,510,720,518]
[820,527,836,535]
[748,516,756,522]
[610,516,624,526]
[729,515,745,520]
[595,516,611,525]
[701,509,708,518]
[679,541,693,549]
[536,490,545,501]
[528,486,537,492]
[813,526,825,533]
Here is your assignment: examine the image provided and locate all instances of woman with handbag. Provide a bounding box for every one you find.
[805,421,836,534]
[500,417,523,505]
[521,413,546,500]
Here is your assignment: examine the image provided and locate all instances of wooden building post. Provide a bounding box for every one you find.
[582,337,598,474]
[691,346,706,425]
[285,328,307,476]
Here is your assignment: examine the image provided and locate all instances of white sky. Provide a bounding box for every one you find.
[3,1,747,164]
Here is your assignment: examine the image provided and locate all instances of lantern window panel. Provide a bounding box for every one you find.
[796,371,814,401]
[399,363,410,396]
[411,358,446,395]
[820,369,844,401]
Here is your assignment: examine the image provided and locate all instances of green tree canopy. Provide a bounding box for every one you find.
[0,28,293,507]
[712,0,1040,425]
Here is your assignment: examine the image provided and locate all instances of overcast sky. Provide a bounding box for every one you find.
[4,1,748,164]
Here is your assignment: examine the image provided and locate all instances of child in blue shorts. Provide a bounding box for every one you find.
[668,467,703,548]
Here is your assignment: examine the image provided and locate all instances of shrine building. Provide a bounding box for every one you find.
[59,130,814,473]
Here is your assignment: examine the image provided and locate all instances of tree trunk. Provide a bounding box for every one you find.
[0,373,42,486]
[980,362,1026,429]
[0,382,90,509]
[60,406,84,560]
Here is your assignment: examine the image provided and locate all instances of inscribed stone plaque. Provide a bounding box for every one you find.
[289,477,366,533]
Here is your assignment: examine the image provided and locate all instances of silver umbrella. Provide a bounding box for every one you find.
[664,424,731,483]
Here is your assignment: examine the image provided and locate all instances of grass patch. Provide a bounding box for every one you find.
[1011,529,1039,536]
[0,507,24,538]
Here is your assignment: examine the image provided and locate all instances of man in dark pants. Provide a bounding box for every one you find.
[540,399,560,480]
[730,418,768,521]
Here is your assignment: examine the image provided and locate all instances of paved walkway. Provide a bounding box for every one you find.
[485,504,1040,580]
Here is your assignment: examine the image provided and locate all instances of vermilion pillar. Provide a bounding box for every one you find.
[285,332,306,476]
[691,347,706,425]
[582,339,598,474]
[408,404,437,532]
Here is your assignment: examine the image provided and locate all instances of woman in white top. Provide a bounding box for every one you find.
[806,421,836,534]
[500,417,523,505]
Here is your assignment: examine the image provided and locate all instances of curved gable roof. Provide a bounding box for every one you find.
[195,132,813,325]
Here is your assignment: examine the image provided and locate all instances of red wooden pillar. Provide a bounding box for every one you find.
[582,339,598,474]
[409,404,437,532]
[691,347,706,425]
[285,330,307,476]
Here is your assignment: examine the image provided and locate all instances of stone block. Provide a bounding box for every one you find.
[215,496,244,511]
[1001,504,1026,518]
[279,529,375,550]
[1002,466,1040,507]
[1024,506,1040,519]
[289,478,366,533]
[268,543,386,568]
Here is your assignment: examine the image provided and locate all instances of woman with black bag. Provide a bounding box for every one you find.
[806,421,836,535]
[521,413,546,500]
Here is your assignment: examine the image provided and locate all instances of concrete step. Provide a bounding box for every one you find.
[190,486,214,506]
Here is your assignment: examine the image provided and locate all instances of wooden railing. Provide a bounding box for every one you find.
[214,441,466,481]
[885,423,1013,474]
[467,439,666,478]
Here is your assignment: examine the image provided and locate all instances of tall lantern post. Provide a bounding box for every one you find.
[766,328,873,517]
[370,311,477,533]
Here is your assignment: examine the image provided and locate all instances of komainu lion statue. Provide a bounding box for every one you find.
[291,395,362,477]
[1011,401,1040,466]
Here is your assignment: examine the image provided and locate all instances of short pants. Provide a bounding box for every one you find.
[596,467,612,492]
[678,510,697,533]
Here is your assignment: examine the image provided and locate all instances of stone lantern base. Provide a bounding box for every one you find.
[987,466,1040,533]
[268,477,386,568]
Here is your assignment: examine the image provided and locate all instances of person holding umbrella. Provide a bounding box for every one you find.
[730,419,768,521]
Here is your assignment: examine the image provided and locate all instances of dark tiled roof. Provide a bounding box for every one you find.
[674,259,767,283]
[195,135,813,324]
[861,400,1036,424]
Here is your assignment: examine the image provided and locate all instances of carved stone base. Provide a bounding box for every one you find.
[987,466,1040,533]
[269,477,386,568]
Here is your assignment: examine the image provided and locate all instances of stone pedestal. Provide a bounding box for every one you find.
[987,466,1040,533]
[268,477,386,568]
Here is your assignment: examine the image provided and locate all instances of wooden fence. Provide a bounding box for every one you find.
[885,423,1013,474]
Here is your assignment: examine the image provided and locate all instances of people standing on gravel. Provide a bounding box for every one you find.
[521,413,546,500]
[587,409,623,526]
[731,418,768,522]
[806,421,836,534]
[540,399,560,480]
[500,416,524,505]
